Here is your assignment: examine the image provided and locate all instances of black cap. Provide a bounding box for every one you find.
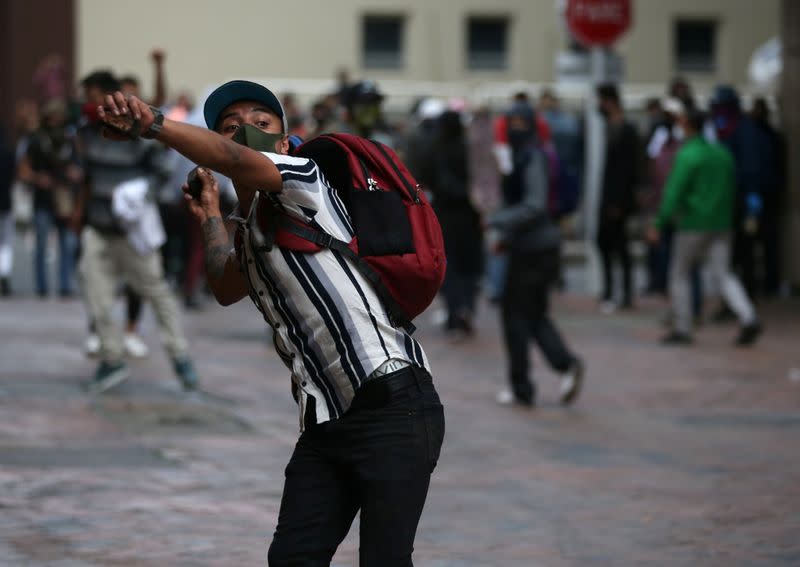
[346,80,384,107]
[203,80,287,132]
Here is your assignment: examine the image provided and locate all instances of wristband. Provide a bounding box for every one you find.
[142,106,165,139]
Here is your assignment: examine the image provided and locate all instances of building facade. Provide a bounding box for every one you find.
[71,0,778,104]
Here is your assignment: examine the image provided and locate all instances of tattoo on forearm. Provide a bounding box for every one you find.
[202,216,230,281]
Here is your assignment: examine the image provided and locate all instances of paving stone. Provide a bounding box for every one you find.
[0,294,799,565]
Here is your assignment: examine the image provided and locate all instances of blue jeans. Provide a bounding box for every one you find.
[34,209,77,295]
[485,249,508,302]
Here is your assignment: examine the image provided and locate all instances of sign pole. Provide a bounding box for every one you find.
[584,47,606,296]
[565,0,632,296]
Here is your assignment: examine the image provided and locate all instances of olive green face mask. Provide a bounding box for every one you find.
[230,123,285,152]
[352,102,381,132]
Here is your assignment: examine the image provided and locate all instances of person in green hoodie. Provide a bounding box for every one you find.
[648,106,761,346]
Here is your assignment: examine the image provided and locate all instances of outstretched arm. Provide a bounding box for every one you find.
[183,168,249,306]
[149,49,166,108]
[98,92,282,209]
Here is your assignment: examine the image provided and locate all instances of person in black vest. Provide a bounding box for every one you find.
[488,101,584,407]
[429,110,483,336]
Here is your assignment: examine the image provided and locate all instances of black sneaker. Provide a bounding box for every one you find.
[559,359,585,406]
[86,361,130,394]
[711,305,736,324]
[173,356,199,390]
[661,331,693,346]
[735,323,762,347]
[0,277,10,297]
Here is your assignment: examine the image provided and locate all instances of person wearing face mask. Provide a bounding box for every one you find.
[16,99,82,298]
[596,83,642,312]
[96,79,444,567]
[487,101,584,408]
[73,70,198,393]
[342,80,395,148]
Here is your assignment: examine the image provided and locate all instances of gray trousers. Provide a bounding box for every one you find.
[670,231,756,335]
[79,226,187,363]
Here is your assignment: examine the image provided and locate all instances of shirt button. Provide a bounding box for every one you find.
[258,290,264,296]
[274,322,281,329]
[301,381,307,387]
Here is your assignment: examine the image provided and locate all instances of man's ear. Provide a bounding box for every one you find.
[276,134,290,155]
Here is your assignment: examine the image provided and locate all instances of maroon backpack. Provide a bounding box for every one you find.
[248,133,446,334]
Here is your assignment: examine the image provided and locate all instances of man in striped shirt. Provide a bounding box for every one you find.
[98,81,444,566]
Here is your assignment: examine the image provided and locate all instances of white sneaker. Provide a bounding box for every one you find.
[85,334,100,358]
[124,333,149,358]
[495,389,514,405]
[559,360,585,406]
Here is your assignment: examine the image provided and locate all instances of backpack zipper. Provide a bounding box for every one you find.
[357,158,375,190]
[369,140,420,203]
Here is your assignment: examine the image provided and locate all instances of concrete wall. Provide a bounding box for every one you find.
[76,0,779,102]
[618,0,779,91]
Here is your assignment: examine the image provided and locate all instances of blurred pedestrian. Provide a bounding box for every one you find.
[405,97,445,190]
[334,67,352,107]
[0,126,15,297]
[649,107,761,346]
[644,97,683,295]
[343,80,395,147]
[429,110,483,336]
[749,97,786,296]
[74,70,198,393]
[468,104,502,217]
[32,54,68,105]
[596,83,641,312]
[539,88,583,191]
[644,98,704,323]
[488,101,584,407]
[710,85,781,300]
[17,99,82,298]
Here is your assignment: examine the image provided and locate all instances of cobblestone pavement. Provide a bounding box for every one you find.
[1,291,799,566]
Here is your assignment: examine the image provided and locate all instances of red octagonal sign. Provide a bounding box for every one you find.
[566,0,632,47]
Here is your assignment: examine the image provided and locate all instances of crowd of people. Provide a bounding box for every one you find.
[0,53,787,401]
[0,50,790,566]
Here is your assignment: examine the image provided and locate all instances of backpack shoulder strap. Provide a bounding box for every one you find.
[274,215,416,334]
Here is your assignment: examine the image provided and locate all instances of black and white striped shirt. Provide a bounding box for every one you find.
[235,152,431,430]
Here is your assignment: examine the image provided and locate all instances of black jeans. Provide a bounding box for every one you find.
[501,248,575,403]
[267,366,445,567]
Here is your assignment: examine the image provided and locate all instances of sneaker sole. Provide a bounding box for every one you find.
[86,367,131,394]
[559,364,584,406]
